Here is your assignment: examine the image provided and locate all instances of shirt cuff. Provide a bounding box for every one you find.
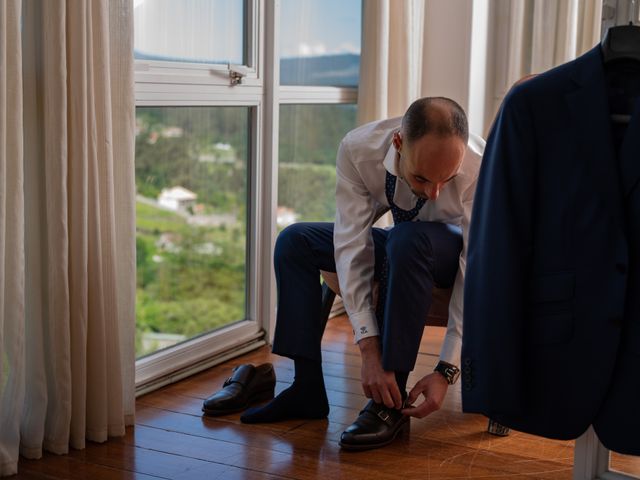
[349,310,380,343]
[439,332,462,367]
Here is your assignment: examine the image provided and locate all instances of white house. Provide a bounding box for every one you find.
[158,186,197,212]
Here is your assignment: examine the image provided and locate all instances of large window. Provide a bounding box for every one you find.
[135,107,249,357]
[134,0,362,388]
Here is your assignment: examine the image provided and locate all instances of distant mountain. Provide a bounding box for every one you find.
[280,54,360,87]
[134,50,360,88]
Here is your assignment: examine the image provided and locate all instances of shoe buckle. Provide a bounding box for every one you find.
[377,410,390,422]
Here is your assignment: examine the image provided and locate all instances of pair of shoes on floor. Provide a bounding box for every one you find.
[202,362,408,451]
[339,399,410,451]
[202,363,276,416]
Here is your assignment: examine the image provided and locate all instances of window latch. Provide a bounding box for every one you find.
[228,64,246,85]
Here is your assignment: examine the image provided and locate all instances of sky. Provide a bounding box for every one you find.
[279,0,361,59]
[133,0,361,63]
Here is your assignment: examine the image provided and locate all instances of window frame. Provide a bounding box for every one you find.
[134,0,262,87]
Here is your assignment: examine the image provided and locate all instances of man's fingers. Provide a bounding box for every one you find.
[390,382,403,409]
[363,384,372,399]
[402,397,438,418]
[371,387,382,405]
[380,387,395,408]
[401,397,437,418]
[401,404,427,418]
[406,383,424,405]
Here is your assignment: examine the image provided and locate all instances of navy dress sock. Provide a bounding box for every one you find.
[240,357,329,423]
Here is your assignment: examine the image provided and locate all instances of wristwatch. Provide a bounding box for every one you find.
[434,361,461,385]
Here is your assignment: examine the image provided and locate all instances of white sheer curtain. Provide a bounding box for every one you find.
[357,0,429,228]
[488,0,602,124]
[358,0,603,136]
[0,0,135,476]
[357,0,427,125]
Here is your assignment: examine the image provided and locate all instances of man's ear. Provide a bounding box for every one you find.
[392,131,403,152]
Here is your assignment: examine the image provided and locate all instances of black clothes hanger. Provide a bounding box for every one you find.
[601,22,640,65]
[601,21,640,126]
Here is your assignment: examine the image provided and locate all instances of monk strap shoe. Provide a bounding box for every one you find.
[202,363,276,416]
[339,399,410,451]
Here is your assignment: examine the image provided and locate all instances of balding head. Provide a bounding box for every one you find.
[401,97,469,146]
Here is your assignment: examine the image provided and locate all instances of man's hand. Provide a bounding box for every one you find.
[401,372,448,418]
[358,336,403,409]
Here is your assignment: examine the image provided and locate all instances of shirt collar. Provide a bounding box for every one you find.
[383,143,398,176]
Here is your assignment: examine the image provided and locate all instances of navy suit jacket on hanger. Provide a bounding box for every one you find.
[462,45,640,455]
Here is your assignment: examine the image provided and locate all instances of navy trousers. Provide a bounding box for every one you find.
[271,221,462,372]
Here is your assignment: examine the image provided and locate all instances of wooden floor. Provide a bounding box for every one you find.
[15,315,640,479]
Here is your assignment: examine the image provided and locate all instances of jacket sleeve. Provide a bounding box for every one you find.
[462,86,536,417]
[334,138,381,342]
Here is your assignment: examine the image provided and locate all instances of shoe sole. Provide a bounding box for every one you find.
[202,387,275,417]
[486,419,511,437]
[338,419,410,451]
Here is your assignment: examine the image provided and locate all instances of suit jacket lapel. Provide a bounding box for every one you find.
[619,97,640,197]
[564,46,625,230]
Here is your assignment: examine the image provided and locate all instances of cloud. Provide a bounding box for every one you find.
[298,42,328,57]
[298,43,312,56]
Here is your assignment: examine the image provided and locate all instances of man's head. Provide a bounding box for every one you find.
[392,97,468,201]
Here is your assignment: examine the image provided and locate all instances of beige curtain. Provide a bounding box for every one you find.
[0,0,135,476]
[0,0,26,476]
[530,0,602,71]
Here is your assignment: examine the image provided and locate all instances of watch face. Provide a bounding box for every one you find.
[446,367,461,385]
[436,362,460,385]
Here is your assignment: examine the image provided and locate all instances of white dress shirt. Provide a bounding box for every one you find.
[334,116,485,367]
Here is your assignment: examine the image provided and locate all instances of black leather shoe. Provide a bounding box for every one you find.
[339,400,409,451]
[202,363,276,416]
